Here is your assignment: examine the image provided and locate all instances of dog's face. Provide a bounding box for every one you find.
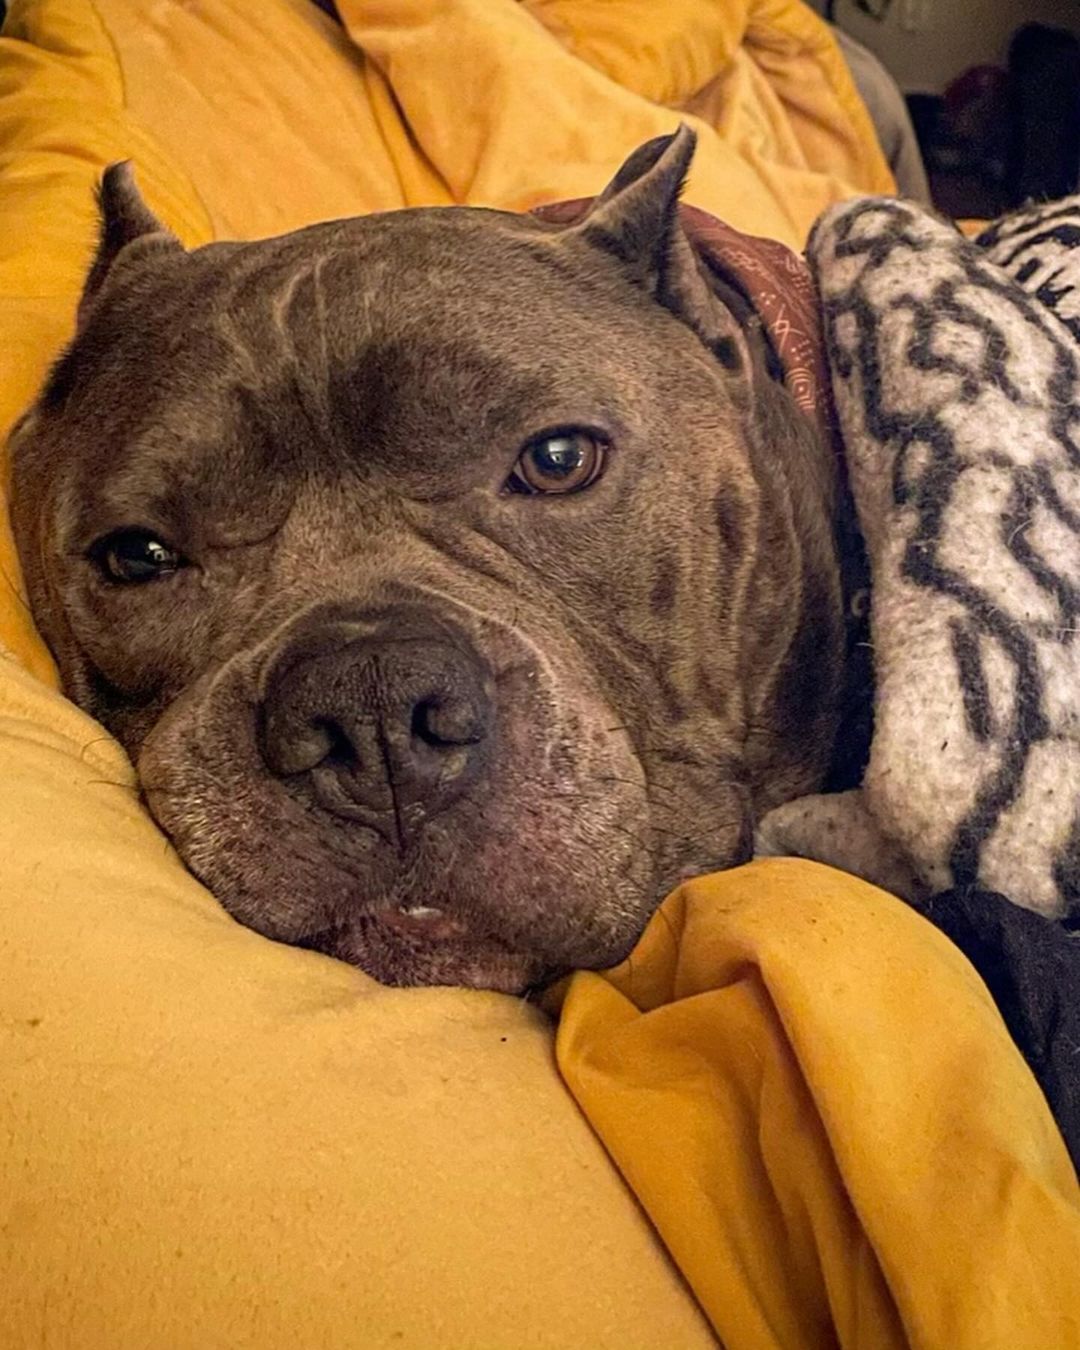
[10,130,845,991]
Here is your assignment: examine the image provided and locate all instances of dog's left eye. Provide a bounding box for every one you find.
[507,429,607,495]
[92,530,184,584]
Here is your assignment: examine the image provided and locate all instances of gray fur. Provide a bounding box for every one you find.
[9,130,845,990]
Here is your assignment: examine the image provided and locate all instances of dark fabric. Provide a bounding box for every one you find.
[917,888,1080,1173]
[1006,24,1080,207]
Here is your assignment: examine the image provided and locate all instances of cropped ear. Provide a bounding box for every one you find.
[78,162,183,326]
[570,126,752,376]
[574,125,696,292]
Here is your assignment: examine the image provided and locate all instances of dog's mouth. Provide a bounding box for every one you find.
[294,902,546,992]
[380,903,469,942]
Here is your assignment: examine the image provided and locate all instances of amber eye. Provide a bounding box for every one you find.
[93,529,184,584]
[508,429,608,495]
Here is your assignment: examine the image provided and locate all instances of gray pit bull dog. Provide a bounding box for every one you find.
[9,128,850,992]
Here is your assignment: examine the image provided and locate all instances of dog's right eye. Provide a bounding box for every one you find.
[92,530,185,585]
[507,428,608,496]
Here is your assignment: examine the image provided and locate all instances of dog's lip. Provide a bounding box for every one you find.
[379,904,470,941]
[295,906,542,992]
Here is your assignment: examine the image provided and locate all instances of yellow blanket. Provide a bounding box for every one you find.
[553,862,1080,1347]
[2,2,1077,1346]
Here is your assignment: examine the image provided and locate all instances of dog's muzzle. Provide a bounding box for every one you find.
[259,608,494,847]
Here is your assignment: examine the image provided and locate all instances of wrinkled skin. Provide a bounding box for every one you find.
[9,130,846,991]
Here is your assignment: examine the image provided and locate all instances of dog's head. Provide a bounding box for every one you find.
[10,129,845,991]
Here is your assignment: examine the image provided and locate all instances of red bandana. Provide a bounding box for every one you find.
[530,199,832,448]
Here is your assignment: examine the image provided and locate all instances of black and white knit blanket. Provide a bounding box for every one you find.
[755,194,1080,1163]
[759,194,1080,932]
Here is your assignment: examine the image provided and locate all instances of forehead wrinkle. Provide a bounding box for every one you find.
[200,238,331,381]
[309,251,332,389]
[210,255,311,383]
[269,267,302,366]
[207,299,262,388]
[193,250,355,475]
[270,252,346,375]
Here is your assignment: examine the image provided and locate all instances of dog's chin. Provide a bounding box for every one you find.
[294,906,551,993]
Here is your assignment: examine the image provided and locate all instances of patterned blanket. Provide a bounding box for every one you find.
[759,194,1080,930]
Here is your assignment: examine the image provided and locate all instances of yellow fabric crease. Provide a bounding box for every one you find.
[3,1,1075,1346]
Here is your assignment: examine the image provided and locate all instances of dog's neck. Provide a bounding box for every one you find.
[665,203,875,791]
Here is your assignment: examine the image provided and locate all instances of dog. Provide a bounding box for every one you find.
[8,127,849,992]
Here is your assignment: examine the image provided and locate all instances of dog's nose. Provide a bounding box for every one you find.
[260,616,493,838]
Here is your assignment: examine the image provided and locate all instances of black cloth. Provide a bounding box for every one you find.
[917,887,1080,1174]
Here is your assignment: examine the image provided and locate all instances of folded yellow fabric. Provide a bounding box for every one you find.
[523,0,893,228]
[332,0,892,245]
[81,0,893,245]
[553,860,1080,1348]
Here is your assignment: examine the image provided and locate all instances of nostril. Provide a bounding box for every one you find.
[261,709,335,777]
[318,717,357,767]
[261,704,368,778]
[411,696,485,748]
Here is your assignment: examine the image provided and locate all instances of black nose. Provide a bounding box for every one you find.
[260,613,493,843]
